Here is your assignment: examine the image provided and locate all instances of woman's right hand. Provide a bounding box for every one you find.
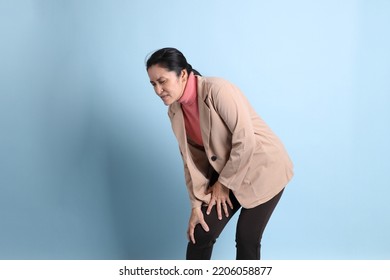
[187,207,209,244]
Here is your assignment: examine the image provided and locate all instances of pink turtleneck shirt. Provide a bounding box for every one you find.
[178,73,203,146]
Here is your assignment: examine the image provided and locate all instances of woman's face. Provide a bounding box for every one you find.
[147,64,187,106]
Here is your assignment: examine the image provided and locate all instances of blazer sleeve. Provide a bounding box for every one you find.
[210,81,256,190]
[182,161,204,208]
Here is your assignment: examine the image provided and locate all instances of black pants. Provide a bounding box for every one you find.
[186,188,284,260]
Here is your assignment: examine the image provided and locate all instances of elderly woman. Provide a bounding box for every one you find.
[146,47,293,260]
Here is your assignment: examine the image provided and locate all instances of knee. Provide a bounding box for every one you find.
[235,230,261,248]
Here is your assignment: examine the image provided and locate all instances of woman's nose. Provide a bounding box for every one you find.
[155,85,163,95]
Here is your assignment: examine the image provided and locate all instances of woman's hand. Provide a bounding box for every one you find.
[205,181,233,220]
[187,207,209,244]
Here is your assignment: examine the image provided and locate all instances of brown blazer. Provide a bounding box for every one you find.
[168,76,293,209]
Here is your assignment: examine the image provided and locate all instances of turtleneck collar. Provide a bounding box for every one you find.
[178,72,197,106]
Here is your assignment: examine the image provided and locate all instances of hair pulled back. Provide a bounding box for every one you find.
[146,47,201,76]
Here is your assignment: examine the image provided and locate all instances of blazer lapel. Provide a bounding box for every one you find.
[169,102,188,159]
[197,77,211,149]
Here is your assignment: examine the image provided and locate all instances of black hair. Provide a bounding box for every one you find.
[146,47,201,76]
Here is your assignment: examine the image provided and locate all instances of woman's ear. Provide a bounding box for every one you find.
[181,69,188,82]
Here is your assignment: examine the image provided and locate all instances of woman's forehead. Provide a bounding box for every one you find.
[148,65,174,79]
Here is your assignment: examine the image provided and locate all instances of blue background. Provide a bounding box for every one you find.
[0,0,389,260]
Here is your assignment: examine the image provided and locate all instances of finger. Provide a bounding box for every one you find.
[206,201,214,215]
[217,200,222,220]
[226,197,234,209]
[188,225,195,244]
[200,219,209,233]
[222,202,229,218]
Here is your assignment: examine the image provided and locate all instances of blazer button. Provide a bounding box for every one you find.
[211,155,217,161]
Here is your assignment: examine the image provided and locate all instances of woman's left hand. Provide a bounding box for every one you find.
[205,181,233,220]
